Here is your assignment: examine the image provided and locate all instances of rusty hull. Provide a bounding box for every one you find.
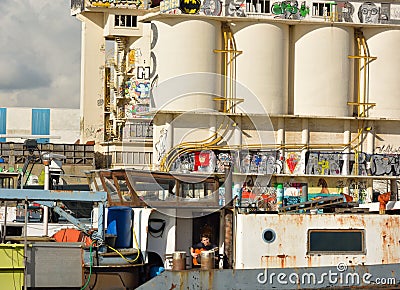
[235,213,400,269]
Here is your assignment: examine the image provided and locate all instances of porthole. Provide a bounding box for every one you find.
[262,229,276,243]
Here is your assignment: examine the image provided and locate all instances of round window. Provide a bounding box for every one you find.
[262,229,276,243]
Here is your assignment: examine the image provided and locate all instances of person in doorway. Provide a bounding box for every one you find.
[190,234,217,267]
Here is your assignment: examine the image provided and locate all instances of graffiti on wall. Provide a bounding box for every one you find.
[239,151,281,174]
[336,1,354,22]
[180,0,202,13]
[158,0,400,24]
[271,1,309,19]
[84,125,104,140]
[375,144,400,154]
[88,0,149,8]
[225,0,246,16]
[166,149,400,177]
[336,1,400,24]
[155,128,168,163]
[160,0,181,13]
[126,80,151,101]
[172,150,282,174]
[305,151,368,176]
[137,66,151,80]
[285,152,301,174]
[370,154,400,176]
[124,80,151,118]
[200,0,223,15]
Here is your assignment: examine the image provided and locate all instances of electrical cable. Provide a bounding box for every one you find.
[106,225,141,264]
[80,241,94,290]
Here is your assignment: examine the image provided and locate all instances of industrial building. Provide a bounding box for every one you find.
[71,0,400,202]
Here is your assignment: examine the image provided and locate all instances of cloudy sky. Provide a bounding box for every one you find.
[0,0,81,109]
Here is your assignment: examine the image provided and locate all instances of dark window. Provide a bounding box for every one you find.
[246,0,270,13]
[115,15,137,27]
[308,230,364,253]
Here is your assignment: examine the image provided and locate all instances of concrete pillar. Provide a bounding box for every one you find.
[233,116,242,147]
[77,13,106,151]
[366,122,375,203]
[277,117,285,163]
[165,114,174,152]
[300,119,309,174]
[342,120,351,176]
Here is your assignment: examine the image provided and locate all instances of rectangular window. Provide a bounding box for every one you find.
[32,109,50,144]
[308,229,364,253]
[312,2,331,17]
[246,0,270,13]
[0,108,6,142]
[126,121,153,138]
[115,15,138,27]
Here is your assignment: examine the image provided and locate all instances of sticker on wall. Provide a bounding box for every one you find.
[180,0,201,14]
[200,0,222,15]
[286,152,300,174]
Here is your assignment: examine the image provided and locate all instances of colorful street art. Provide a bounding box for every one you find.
[286,152,300,173]
[225,0,246,16]
[158,0,400,25]
[337,1,355,22]
[124,80,151,118]
[180,0,202,13]
[200,0,222,15]
[88,0,149,8]
[271,1,309,19]
[166,149,400,178]
[125,80,151,101]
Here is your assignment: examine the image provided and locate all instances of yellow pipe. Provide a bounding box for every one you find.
[356,35,362,117]
[163,123,230,170]
[159,118,229,169]
[160,120,232,171]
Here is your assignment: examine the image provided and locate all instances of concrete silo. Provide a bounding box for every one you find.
[293,25,354,117]
[151,18,222,111]
[362,28,400,118]
[232,22,289,115]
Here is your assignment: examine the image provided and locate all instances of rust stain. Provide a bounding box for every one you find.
[380,216,399,264]
[306,255,312,268]
[208,270,214,290]
[169,283,176,290]
[277,254,287,268]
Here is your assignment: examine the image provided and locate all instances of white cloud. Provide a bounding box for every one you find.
[0,0,81,109]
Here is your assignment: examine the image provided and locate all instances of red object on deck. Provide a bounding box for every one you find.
[378,192,391,214]
[52,228,92,246]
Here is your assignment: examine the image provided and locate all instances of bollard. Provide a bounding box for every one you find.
[172,251,186,270]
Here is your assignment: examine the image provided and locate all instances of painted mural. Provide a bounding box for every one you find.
[124,80,151,119]
[162,149,400,205]
[271,1,310,19]
[167,149,400,178]
[158,0,400,25]
[88,0,151,9]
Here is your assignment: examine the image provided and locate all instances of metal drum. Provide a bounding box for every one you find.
[172,251,186,270]
[200,250,215,270]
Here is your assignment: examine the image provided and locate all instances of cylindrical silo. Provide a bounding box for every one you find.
[294,25,353,117]
[151,19,221,111]
[232,22,289,115]
[363,28,400,118]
